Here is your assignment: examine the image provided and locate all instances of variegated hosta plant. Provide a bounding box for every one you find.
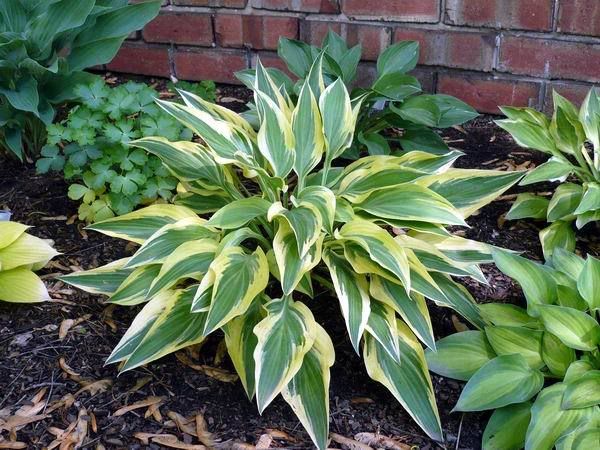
[60,60,520,448]
[0,221,58,302]
[427,248,600,450]
[499,88,600,259]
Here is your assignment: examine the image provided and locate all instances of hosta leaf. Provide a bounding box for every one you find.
[363,322,442,441]
[482,402,532,450]
[354,185,466,226]
[365,300,401,362]
[207,198,272,230]
[525,384,597,450]
[146,239,217,299]
[282,323,334,450]
[0,222,29,249]
[296,186,336,234]
[0,268,50,303]
[59,258,132,296]
[539,221,576,260]
[579,87,600,149]
[547,183,583,222]
[0,233,59,271]
[370,276,435,350]
[269,202,322,258]
[125,217,218,268]
[292,81,324,182]
[335,220,410,291]
[492,248,556,315]
[338,165,424,202]
[538,305,600,351]
[572,428,600,450]
[485,326,544,369]
[425,331,496,381]
[87,204,197,244]
[323,249,370,352]
[577,255,600,310]
[198,246,269,335]
[542,331,576,377]
[223,300,265,399]
[496,116,557,154]
[520,158,573,186]
[109,265,160,306]
[119,287,208,372]
[454,354,544,412]
[372,74,421,101]
[479,303,540,328]
[564,361,594,383]
[254,297,317,413]
[377,41,419,76]
[320,78,354,161]
[562,370,600,409]
[506,193,550,220]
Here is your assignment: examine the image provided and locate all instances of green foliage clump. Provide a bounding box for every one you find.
[60,55,522,449]
[427,248,600,450]
[0,0,161,160]
[168,79,217,104]
[37,79,192,223]
[499,88,600,258]
[0,221,58,302]
[236,29,479,159]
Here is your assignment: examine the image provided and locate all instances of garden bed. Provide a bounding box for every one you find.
[1,79,599,450]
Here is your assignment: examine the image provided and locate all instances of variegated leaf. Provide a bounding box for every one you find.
[292,80,324,183]
[207,198,272,229]
[269,201,322,258]
[59,258,132,296]
[109,265,161,306]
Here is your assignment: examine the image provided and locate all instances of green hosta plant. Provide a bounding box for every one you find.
[60,60,521,448]
[0,0,160,160]
[0,221,58,302]
[236,30,478,158]
[37,79,193,223]
[168,79,217,104]
[427,248,600,450]
[499,88,600,258]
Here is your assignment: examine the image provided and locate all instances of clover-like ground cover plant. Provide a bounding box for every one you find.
[61,57,522,448]
[427,248,600,450]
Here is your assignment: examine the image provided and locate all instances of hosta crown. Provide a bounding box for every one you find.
[61,58,521,448]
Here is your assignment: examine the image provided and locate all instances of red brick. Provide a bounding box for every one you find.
[252,0,339,13]
[215,15,298,50]
[445,0,553,31]
[172,0,247,7]
[558,0,600,37]
[544,82,594,113]
[437,74,541,113]
[394,28,496,72]
[143,13,213,46]
[342,0,440,23]
[499,36,600,83]
[301,21,390,61]
[354,62,435,92]
[106,44,171,78]
[175,48,248,84]
[252,51,297,79]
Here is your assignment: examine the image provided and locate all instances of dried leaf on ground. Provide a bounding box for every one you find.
[47,407,88,450]
[195,414,214,447]
[354,432,413,450]
[0,414,49,432]
[265,429,297,443]
[151,434,206,449]
[330,433,373,450]
[113,396,164,417]
[175,353,238,383]
[166,411,196,437]
[74,379,112,397]
[58,315,91,340]
[46,394,75,414]
[59,357,82,381]
[145,402,163,422]
[255,434,272,449]
[0,440,27,449]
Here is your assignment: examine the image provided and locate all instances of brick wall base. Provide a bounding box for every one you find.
[112,1,600,113]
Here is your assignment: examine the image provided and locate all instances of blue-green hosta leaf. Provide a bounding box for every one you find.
[426,331,496,381]
[506,193,550,220]
[87,204,198,244]
[273,221,323,295]
[431,94,479,128]
[482,402,532,450]
[292,81,324,182]
[207,198,271,230]
[538,305,600,351]
[525,384,597,450]
[370,276,435,350]
[109,265,160,306]
[542,332,576,378]
[59,258,132,296]
[562,370,600,409]
[125,217,218,268]
[492,248,557,315]
[454,354,544,412]
[393,95,441,127]
[223,299,266,399]
[197,246,269,335]
[479,304,540,328]
[116,287,208,371]
[145,239,217,299]
[363,322,443,441]
[377,41,419,76]
[577,255,600,310]
[572,428,600,450]
[253,297,317,413]
[323,248,370,353]
[372,74,421,101]
[354,185,467,226]
[282,323,334,450]
[485,326,544,369]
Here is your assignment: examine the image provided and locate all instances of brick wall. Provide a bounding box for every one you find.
[110,0,600,113]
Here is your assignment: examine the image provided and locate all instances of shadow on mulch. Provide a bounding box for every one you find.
[1,80,599,449]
